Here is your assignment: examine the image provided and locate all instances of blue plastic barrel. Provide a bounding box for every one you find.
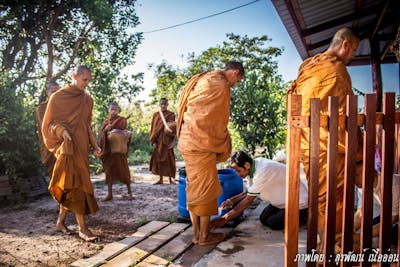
[178,167,243,218]
[178,168,190,218]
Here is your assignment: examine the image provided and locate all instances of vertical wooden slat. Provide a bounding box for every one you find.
[379,93,395,267]
[306,98,320,267]
[341,95,358,267]
[396,121,400,174]
[360,94,377,267]
[323,96,339,267]
[397,112,400,267]
[285,94,302,267]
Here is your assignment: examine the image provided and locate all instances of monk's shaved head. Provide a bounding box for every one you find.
[329,27,359,49]
[76,65,91,76]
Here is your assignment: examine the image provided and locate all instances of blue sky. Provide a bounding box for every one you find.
[131,0,399,101]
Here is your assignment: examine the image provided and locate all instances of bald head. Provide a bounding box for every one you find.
[328,27,359,65]
[329,28,359,49]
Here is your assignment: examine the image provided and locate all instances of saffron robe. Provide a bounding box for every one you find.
[36,100,56,176]
[42,84,99,215]
[100,115,131,185]
[289,51,354,234]
[177,70,232,216]
[149,110,176,177]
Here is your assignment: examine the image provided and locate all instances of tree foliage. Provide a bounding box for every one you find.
[0,0,143,176]
[151,34,288,158]
[148,61,185,110]
[0,72,42,177]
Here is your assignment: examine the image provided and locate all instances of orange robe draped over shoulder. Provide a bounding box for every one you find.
[289,51,354,234]
[177,70,232,216]
[42,84,99,215]
[36,100,56,176]
[149,110,176,177]
[100,116,131,185]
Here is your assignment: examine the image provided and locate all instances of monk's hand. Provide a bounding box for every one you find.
[93,147,102,157]
[220,199,233,210]
[105,125,112,131]
[62,130,72,141]
[209,217,227,230]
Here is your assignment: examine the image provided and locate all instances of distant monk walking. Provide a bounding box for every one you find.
[42,65,101,242]
[100,101,132,201]
[149,98,176,185]
[36,81,60,176]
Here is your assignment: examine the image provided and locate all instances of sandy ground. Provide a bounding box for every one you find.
[0,165,185,267]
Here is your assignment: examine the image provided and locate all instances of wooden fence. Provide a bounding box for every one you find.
[285,93,400,267]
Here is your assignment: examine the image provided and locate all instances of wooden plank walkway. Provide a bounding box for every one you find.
[71,221,234,267]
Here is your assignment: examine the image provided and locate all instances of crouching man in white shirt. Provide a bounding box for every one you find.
[210,150,308,230]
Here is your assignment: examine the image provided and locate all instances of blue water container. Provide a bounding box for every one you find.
[178,168,190,218]
[178,167,243,218]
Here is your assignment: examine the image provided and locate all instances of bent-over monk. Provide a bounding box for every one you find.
[177,61,244,245]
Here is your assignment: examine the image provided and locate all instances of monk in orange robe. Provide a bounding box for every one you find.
[42,65,102,242]
[149,98,176,184]
[177,61,244,245]
[288,27,360,252]
[36,82,60,176]
[100,101,132,201]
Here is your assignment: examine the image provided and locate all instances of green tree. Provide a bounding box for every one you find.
[0,0,143,176]
[0,72,42,177]
[149,61,185,110]
[150,34,287,158]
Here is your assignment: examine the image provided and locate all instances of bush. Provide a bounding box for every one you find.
[0,76,43,178]
[128,130,152,165]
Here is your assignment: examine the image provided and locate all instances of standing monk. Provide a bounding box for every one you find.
[149,98,176,185]
[42,65,102,242]
[288,27,360,252]
[36,82,60,176]
[177,61,244,245]
[100,101,132,201]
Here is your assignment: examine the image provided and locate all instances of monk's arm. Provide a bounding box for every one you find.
[48,123,66,140]
[88,127,100,151]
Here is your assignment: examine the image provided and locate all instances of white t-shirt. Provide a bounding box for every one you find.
[247,158,308,210]
[356,173,400,216]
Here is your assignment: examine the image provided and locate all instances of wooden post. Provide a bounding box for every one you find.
[306,98,320,267]
[341,95,358,267]
[379,92,395,267]
[360,94,377,267]
[285,94,302,267]
[323,96,339,267]
[371,39,383,112]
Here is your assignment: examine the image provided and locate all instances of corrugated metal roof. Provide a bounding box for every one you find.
[271,0,399,65]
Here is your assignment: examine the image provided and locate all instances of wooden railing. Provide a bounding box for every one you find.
[285,93,400,267]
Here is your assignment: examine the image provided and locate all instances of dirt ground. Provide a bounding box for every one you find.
[0,165,186,267]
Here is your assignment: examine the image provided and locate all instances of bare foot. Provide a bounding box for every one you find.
[78,229,97,242]
[169,179,176,185]
[199,232,225,246]
[102,195,112,201]
[55,224,74,235]
[192,234,199,244]
[153,180,163,185]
